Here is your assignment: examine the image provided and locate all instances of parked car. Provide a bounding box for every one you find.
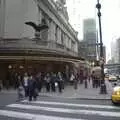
[111,86,120,105]
[109,75,117,82]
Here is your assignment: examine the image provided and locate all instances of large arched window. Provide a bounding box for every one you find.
[41,12,49,41]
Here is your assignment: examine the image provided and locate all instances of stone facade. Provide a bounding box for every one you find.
[0,0,78,55]
[0,0,81,87]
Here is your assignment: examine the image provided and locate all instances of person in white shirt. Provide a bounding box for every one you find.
[23,72,29,97]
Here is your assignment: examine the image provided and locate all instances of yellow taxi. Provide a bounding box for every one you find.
[111,86,120,104]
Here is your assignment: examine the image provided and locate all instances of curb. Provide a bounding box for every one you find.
[75,97,111,100]
[0,91,111,100]
[38,94,111,100]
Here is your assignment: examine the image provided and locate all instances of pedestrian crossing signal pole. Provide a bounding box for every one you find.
[96,0,107,94]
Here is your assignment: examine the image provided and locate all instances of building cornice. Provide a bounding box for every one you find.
[0,38,78,56]
[0,55,84,63]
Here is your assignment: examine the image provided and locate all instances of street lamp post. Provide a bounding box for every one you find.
[96,0,107,94]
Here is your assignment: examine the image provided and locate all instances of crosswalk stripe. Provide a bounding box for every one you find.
[0,110,85,120]
[7,103,120,117]
[22,100,120,110]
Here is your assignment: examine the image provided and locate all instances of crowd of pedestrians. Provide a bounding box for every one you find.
[15,72,65,101]
[69,70,102,89]
[0,68,102,101]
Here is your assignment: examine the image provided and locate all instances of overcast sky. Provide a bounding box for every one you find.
[66,0,120,61]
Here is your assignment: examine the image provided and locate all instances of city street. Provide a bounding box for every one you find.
[0,91,17,108]
[0,80,119,120]
[0,95,120,120]
[0,0,120,120]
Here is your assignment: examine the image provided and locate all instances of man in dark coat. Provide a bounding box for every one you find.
[28,75,38,101]
[57,72,63,93]
[51,73,56,92]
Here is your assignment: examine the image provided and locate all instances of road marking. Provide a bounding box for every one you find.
[22,100,120,110]
[0,110,85,120]
[8,104,120,117]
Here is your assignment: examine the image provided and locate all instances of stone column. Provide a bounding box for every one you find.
[57,28,61,44]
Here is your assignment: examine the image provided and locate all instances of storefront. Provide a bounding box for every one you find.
[0,54,84,88]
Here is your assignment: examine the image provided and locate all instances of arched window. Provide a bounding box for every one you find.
[41,12,49,41]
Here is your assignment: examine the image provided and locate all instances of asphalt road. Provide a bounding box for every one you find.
[0,91,17,108]
[0,93,120,120]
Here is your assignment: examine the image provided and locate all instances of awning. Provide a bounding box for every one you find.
[0,55,84,64]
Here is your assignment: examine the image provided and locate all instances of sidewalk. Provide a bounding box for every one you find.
[39,80,113,100]
[0,80,113,100]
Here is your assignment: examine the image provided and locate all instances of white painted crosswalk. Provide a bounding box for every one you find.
[22,100,120,109]
[0,110,83,120]
[7,103,120,118]
[0,99,120,120]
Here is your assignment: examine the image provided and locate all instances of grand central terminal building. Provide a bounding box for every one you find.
[0,0,85,87]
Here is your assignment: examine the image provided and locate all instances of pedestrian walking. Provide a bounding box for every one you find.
[14,73,19,89]
[51,73,56,92]
[44,73,51,92]
[84,79,88,88]
[6,71,10,90]
[57,72,63,93]
[70,73,75,85]
[79,70,83,84]
[28,75,38,101]
[74,73,79,89]
[91,71,95,88]
[0,80,2,92]
[88,74,91,83]
[74,79,78,89]
[17,81,24,101]
[36,72,43,92]
[23,72,29,97]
